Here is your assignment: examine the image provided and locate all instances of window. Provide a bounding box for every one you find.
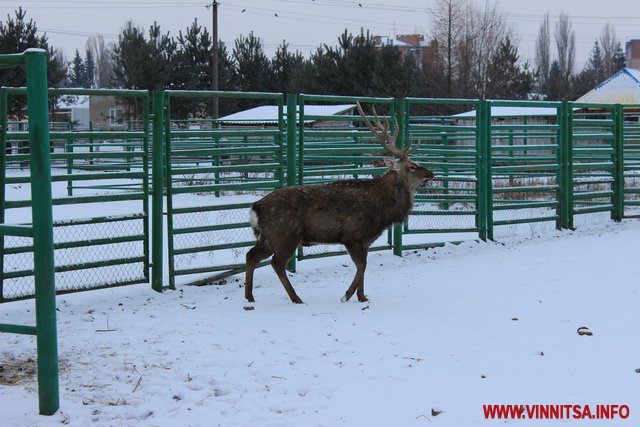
[109,108,124,126]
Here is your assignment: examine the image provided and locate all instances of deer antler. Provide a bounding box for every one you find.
[356,101,418,158]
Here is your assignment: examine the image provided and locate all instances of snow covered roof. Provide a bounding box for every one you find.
[454,106,559,119]
[374,36,413,48]
[575,68,640,104]
[218,104,354,125]
[57,95,89,109]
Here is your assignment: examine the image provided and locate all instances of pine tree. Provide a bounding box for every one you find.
[84,48,95,88]
[111,21,176,119]
[0,7,67,115]
[613,42,626,72]
[485,37,535,100]
[69,49,85,88]
[271,41,304,93]
[232,32,271,109]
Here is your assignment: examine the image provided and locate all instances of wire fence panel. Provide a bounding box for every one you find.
[623,106,640,218]
[402,98,483,249]
[486,101,564,239]
[164,91,286,287]
[296,94,395,260]
[568,103,617,228]
[0,88,150,301]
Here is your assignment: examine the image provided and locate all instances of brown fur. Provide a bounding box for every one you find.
[245,157,433,304]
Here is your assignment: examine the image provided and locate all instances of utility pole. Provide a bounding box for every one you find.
[209,1,219,120]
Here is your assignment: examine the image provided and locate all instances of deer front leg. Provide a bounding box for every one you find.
[342,242,368,302]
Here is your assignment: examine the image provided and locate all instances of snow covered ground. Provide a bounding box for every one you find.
[2,218,639,426]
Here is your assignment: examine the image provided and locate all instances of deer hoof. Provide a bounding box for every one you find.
[292,296,304,304]
[246,295,255,303]
[340,294,348,303]
[358,295,368,303]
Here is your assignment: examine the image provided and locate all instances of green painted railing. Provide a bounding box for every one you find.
[622,105,640,218]
[402,97,484,249]
[1,88,150,301]
[4,90,639,294]
[0,49,59,415]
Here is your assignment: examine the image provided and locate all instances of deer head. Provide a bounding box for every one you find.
[356,102,433,190]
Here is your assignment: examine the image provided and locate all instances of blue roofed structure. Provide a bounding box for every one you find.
[576,68,640,104]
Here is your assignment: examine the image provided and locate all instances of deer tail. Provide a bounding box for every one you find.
[249,204,262,241]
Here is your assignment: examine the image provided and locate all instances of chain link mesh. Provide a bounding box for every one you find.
[2,217,146,301]
[173,206,255,269]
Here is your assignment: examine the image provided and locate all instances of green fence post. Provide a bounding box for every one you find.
[25,48,59,416]
[151,91,165,292]
[556,102,565,230]
[0,89,7,301]
[613,104,624,221]
[477,100,492,241]
[393,97,405,256]
[286,93,297,272]
[611,104,624,221]
[65,121,73,196]
[476,101,486,241]
[88,121,94,165]
[564,102,575,230]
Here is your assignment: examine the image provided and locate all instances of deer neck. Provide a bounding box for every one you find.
[376,171,414,219]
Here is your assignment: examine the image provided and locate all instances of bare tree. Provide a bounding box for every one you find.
[467,0,510,98]
[535,14,551,90]
[431,0,466,97]
[555,12,575,80]
[86,34,114,88]
[599,23,617,77]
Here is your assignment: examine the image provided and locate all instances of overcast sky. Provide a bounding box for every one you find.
[2,0,640,69]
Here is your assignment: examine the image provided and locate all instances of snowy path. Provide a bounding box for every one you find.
[2,220,640,426]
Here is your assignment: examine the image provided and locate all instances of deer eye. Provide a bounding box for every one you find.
[409,165,417,172]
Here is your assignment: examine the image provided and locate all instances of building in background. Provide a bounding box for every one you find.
[626,38,640,69]
[373,34,438,69]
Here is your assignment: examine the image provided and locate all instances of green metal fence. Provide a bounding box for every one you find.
[401,98,484,249]
[0,88,150,301]
[567,103,619,228]
[622,106,640,218]
[163,91,286,287]
[0,49,59,415]
[486,100,564,239]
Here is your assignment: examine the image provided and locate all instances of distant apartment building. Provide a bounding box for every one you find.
[626,38,640,69]
[373,34,439,68]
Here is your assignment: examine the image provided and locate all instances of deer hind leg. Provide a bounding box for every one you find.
[245,242,273,302]
[271,244,303,304]
[342,242,369,303]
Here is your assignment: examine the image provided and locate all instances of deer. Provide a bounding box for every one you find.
[244,102,434,304]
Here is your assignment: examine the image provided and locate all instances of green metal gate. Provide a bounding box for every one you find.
[567,103,619,228]
[0,49,59,415]
[622,105,640,217]
[164,91,286,287]
[400,98,485,249]
[1,88,150,301]
[486,101,564,239]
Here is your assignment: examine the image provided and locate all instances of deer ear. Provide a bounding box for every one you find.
[383,157,399,170]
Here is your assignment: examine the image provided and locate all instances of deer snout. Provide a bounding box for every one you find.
[421,169,435,183]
